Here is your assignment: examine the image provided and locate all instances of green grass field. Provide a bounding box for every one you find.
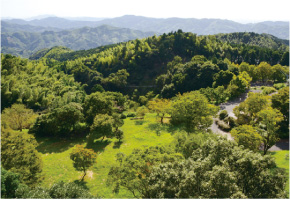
[270,150,289,197]
[36,113,289,198]
[37,113,177,198]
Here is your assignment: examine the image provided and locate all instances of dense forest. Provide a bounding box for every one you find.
[1,30,289,198]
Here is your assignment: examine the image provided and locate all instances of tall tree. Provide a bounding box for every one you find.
[89,114,114,142]
[148,98,171,124]
[170,91,219,132]
[256,108,284,155]
[70,145,97,181]
[231,125,263,151]
[2,104,36,131]
[1,129,43,186]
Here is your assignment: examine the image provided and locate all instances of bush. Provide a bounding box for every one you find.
[273,83,286,90]
[216,119,231,132]
[219,110,228,120]
[127,112,136,117]
[120,113,127,119]
[224,116,237,128]
[262,87,276,95]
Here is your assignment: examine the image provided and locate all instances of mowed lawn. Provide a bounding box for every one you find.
[270,150,289,197]
[37,113,176,198]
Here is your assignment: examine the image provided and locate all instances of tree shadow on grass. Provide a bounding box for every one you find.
[73,180,90,190]
[35,135,87,154]
[86,139,111,153]
[147,122,183,135]
[113,141,123,149]
[134,120,144,125]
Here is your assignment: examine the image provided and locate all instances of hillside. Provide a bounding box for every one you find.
[1,29,289,199]
[3,15,289,39]
[215,32,289,51]
[30,31,288,96]
[1,25,156,57]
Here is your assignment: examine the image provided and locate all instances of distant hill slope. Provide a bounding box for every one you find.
[215,32,289,51]
[1,25,156,57]
[3,15,289,39]
[1,21,62,33]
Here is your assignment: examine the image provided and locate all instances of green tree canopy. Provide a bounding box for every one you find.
[107,146,183,198]
[1,129,43,186]
[257,107,284,155]
[70,145,97,181]
[146,138,287,198]
[2,104,37,131]
[170,91,219,132]
[231,125,263,151]
[89,114,114,142]
[234,92,270,124]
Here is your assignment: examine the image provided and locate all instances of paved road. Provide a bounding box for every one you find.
[210,89,289,151]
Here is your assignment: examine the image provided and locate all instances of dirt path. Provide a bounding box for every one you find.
[210,89,289,151]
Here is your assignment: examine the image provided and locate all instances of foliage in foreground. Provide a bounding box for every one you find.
[1,129,43,187]
[147,138,287,198]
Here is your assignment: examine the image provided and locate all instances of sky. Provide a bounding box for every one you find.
[1,0,290,23]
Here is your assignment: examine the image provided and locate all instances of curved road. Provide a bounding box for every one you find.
[210,89,289,151]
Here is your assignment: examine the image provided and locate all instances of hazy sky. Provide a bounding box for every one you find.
[1,0,289,23]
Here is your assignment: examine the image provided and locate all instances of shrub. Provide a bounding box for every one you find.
[216,119,231,131]
[224,116,238,128]
[120,113,127,119]
[262,87,276,95]
[127,112,136,117]
[273,83,286,90]
[219,110,228,120]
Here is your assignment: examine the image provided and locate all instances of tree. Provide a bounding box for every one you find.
[271,64,288,83]
[257,108,284,155]
[107,146,183,198]
[70,145,97,181]
[112,113,125,142]
[1,129,43,186]
[148,98,171,124]
[2,104,36,131]
[102,69,129,91]
[271,87,289,138]
[83,92,113,125]
[234,92,270,124]
[170,91,219,132]
[15,181,95,199]
[90,114,114,142]
[136,106,149,119]
[231,125,263,151]
[212,70,234,88]
[54,102,84,132]
[30,102,84,137]
[255,62,273,82]
[146,138,287,198]
[1,168,26,199]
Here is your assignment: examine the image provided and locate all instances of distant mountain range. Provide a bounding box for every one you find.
[1,15,289,58]
[3,15,289,39]
[1,25,156,57]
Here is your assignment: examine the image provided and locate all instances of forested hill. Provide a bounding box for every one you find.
[3,16,289,39]
[1,25,156,58]
[29,31,289,96]
[215,32,289,51]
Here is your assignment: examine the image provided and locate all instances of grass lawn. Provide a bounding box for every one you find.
[37,113,178,198]
[270,150,289,197]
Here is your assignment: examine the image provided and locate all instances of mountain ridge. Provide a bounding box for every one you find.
[3,15,289,39]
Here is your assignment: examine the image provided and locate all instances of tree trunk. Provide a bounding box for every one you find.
[81,170,86,181]
[161,114,164,124]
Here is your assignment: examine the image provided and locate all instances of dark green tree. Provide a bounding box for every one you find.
[1,129,43,186]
